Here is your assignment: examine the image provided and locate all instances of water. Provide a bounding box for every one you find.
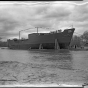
[0,48,88,86]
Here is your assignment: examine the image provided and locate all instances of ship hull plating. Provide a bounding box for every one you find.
[7,28,75,50]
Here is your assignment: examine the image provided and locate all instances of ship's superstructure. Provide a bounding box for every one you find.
[7,28,75,49]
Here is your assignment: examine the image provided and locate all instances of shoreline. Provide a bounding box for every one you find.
[1,47,88,51]
[0,61,84,86]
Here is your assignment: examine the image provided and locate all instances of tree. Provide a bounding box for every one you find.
[81,31,88,42]
[70,35,82,48]
[70,30,88,48]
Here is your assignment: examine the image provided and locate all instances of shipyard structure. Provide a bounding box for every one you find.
[7,28,75,50]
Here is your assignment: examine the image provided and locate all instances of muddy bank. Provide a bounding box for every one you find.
[0,61,61,85]
[0,61,87,86]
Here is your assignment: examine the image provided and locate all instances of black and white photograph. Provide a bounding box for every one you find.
[0,0,88,88]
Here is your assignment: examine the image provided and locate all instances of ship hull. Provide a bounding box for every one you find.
[7,28,75,50]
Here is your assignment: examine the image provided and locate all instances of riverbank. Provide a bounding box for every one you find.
[0,61,52,85]
[0,61,68,85]
[0,61,84,86]
[0,60,87,87]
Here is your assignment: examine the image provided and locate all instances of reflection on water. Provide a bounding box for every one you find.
[0,48,88,85]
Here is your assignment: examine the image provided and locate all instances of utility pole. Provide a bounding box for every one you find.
[37,27,38,33]
[72,24,73,28]
[35,27,39,33]
[19,31,21,40]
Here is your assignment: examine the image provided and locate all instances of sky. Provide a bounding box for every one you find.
[0,0,88,41]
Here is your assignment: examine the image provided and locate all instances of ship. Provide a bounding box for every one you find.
[7,28,75,50]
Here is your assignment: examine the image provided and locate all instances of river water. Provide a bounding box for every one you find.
[0,48,88,86]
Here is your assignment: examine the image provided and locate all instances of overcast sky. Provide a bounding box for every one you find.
[0,0,88,41]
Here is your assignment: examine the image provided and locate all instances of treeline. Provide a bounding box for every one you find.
[70,30,88,48]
